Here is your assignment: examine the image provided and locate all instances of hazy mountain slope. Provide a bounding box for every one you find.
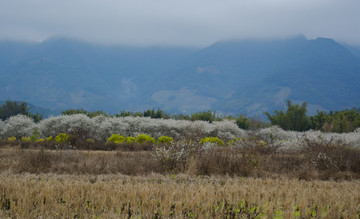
[218,38,360,116]
[151,35,313,112]
[0,36,360,116]
[343,44,360,59]
[0,38,195,112]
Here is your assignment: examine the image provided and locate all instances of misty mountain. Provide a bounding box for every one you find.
[0,36,360,117]
[0,38,195,112]
[344,44,360,59]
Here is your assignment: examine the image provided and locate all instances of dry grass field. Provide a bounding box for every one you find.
[0,173,359,218]
[0,141,360,218]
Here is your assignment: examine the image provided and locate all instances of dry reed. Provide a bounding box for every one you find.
[0,173,359,218]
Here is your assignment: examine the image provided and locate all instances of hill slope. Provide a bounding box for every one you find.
[0,36,360,116]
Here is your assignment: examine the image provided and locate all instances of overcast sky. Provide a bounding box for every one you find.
[0,0,359,47]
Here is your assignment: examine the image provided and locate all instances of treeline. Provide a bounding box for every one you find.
[1,100,360,133]
[266,100,360,133]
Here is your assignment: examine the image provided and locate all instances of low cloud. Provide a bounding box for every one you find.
[0,0,359,46]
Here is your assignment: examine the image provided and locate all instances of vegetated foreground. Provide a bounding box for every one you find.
[0,172,359,218]
[1,114,360,218]
[0,140,360,218]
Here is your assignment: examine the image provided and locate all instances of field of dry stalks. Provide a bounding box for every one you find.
[0,142,360,218]
[0,173,359,218]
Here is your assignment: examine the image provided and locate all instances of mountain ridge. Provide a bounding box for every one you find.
[1,36,360,117]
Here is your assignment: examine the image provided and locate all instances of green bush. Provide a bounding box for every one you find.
[190,110,216,122]
[30,128,40,142]
[55,133,70,143]
[157,136,174,144]
[310,109,360,133]
[46,136,53,142]
[8,136,16,142]
[86,138,95,143]
[136,134,155,144]
[125,136,136,143]
[21,137,30,142]
[236,115,250,129]
[107,134,125,144]
[200,137,225,146]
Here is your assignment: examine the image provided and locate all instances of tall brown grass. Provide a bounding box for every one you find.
[1,136,360,180]
[1,137,360,218]
[0,173,359,218]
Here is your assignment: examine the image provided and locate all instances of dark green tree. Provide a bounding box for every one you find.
[265,100,311,131]
[61,109,107,118]
[236,115,250,129]
[190,110,216,122]
[0,100,43,122]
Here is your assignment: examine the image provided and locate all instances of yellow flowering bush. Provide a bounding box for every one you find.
[107,134,125,144]
[55,133,69,143]
[8,136,16,142]
[125,136,136,143]
[200,137,225,146]
[157,136,174,144]
[21,137,30,142]
[136,134,155,144]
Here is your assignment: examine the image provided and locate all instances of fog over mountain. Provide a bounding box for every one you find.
[1,36,360,117]
[1,0,360,47]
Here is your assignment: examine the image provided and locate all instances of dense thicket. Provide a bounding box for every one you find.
[265,100,310,131]
[265,100,360,133]
[0,101,42,122]
[310,109,360,133]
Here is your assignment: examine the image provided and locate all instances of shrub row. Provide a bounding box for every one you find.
[0,115,360,150]
[0,114,244,142]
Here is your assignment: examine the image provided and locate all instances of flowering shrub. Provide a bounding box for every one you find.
[200,137,225,146]
[2,115,35,138]
[36,139,45,142]
[21,137,30,142]
[55,133,70,143]
[154,141,201,172]
[1,114,359,149]
[46,136,53,142]
[125,136,136,143]
[210,120,245,141]
[157,136,174,144]
[136,134,155,144]
[107,134,125,144]
[8,136,16,142]
[39,114,95,140]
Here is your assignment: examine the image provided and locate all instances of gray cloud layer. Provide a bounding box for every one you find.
[0,0,359,46]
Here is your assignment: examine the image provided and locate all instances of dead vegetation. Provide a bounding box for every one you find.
[0,173,359,218]
[0,136,359,180]
[0,137,360,217]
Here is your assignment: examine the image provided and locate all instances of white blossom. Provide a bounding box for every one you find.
[2,115,35,138]
[1,114,359,149]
